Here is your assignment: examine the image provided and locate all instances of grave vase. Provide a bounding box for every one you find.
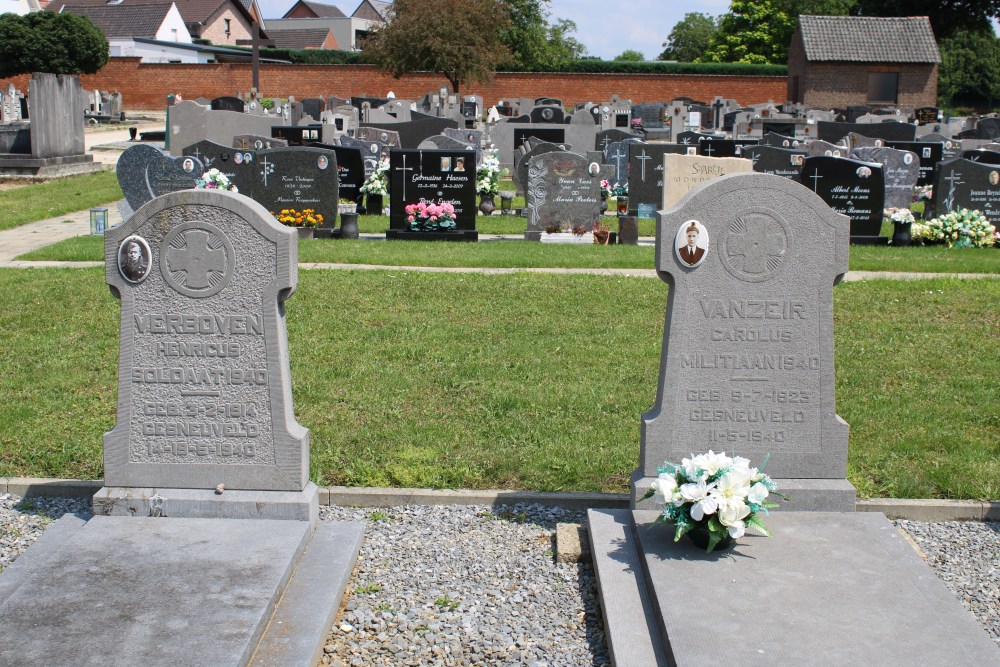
[600,193,608,214]
[686,524,735,552]
[365,194,384,216]
[479,194,496,216]
[891,221,912,246]
[339,212,359,240]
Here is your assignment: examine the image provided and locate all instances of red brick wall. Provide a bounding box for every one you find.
[797,62,937,109]
[0,58,788,110]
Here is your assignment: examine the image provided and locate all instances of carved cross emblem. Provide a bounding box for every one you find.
[726,215,786,275]
[166,229,227,290]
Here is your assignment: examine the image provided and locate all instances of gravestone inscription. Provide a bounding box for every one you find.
[800,156,886,243]
[118,145,203,214]
[253,147,339,222]
[931,157,1000,226]
[662,153,753,210]
[388,148,478,240]
[852,146,919,209]
[887,141,943,185]
[524,150,601,241]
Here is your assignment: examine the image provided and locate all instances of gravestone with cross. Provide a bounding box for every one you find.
[931,157,1000,226]
[252,146,339,223]
[523,150,601,241]
[387,148,478,241]
[800,155,886,243]
[606,138,643,187]
[627,143,699,215]
[182,139,257,196]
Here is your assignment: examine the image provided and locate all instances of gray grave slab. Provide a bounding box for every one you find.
[340,135,382,173]
[93,482,319,522]
[524,150,601,240]
[817,120,916,144]
[595,128,641,156]
[103,190,309,492]
[886,140,943,185]
[116,143,168,210]
[0,516,362,667]
[852,146,920,209]
[661,153,752,210]
[167,101,281,156]
[626,509,1000,667]
[0,513,87,607]
[975,117,1000,140]
[147,152,202,198]
[635,173,853,509]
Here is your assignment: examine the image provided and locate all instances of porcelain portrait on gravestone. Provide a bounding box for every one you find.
[675,220,709,267]
[118,236,151,283]
[990,171,999,186]
[454,157,466,172]
[234,153,243,165]
[182,158,195,173]
[318,155,329,170]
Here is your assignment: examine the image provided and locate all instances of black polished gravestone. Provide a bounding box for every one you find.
[914,106,939,125]
[210,96,245,113]
[887,141,943,185]
[961,149,1000,166]
[698,138,759,158]
[743,145,806,179]
[523,150,601,241]
[529,105,566,124]
[674,130,716,146]
[271,125,322,146]
[762,131,802,148]
[251,147,339,223]
[606,138,643,187]
[627,143,695,215]
[182,140,257,197]
[387,149,478,241]
[595,129,640,155]
[314,144,365,203]
[817,120,916,144]
[117,144,203,215]
[800,156,886,244]
[852,146,920,209]
[931,157,1000,226]
[360,117,459,149]
[514,127,566,150]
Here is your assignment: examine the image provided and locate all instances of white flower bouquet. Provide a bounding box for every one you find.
[196,168,238,192]
[360,158,390,197]
[883,207,915,225]
[476,151,509,196]
[644,450,779,553]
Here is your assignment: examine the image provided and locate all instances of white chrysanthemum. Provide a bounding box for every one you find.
[680,481,718,521]
[714,472,751,512]
[650,473,679,504]
[718,502,751,538]
[747,481,770,505]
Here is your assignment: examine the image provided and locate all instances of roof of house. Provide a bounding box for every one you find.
[283,0,344,18]
[60,2,173,38]
[133,36,290,61]
[50,0,263,34]
[267,27,336,48]
[351,0,389,21]
[797,15,941,63]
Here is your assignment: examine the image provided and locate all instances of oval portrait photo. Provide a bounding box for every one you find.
[118,236,152,284]
[675,220,709,268]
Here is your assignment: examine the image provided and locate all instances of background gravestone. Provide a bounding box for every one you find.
[387,148,478,241]
[523,150,601,241]
[513,141,566,194]
[182,139,256,196]
[315,144,365,203]
[743,145,806,179]
[662,153,753,210]
[887,140,943,185]
[102,189,309,492]
[339,135,382,173]
[852,146,919,209]
[636,172,854,509]
[627,143,695,214]
[251,147,339,221]
[211,96,245,113]
[117,145,202,214]
[800,156,886,243]
[931,157,1000,226]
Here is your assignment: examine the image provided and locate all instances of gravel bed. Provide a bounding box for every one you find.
[895,519,1000,646]
[2,494,997,662]
[319,504,607,667]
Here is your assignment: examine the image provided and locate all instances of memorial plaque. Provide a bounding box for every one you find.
[887,140,942,185]
[102,189,308,491]
[637,172,850,488]
[743,145,806,179]
[387,148,477,239]
[931,157,1000,226]
[662,153,753,210]
[914,107,939,125]
[800,156,886,242]
[524,150,601,241]
[627,143,696,214]
[514,127,566,150]
[852,146,919,209]
[253,147,339,222]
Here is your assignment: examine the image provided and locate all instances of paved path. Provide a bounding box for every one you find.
[0,204,123,263]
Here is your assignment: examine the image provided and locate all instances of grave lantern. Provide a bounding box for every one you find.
[500,191,514,215]
[90,207,108,235]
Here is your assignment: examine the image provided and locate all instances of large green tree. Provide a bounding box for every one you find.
[659,12,718,62]
[365,0,511,93]
[498,0,585,69]
[937,27,1000,107]
[613,49,645,62]
[0,12,108,78]
[851,0,1000,40]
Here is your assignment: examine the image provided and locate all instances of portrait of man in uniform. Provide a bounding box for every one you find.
[119,237,151,283]
[675,220,708,267]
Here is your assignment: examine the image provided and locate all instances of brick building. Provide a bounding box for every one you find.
[787,15,940,108]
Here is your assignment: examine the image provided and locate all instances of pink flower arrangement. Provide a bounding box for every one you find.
[404,201,458,232]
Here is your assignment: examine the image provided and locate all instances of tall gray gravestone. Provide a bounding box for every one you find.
[524,150,601,241]
[634,172,855,511]
[100,189,310,500]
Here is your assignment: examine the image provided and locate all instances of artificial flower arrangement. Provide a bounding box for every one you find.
[360,158,390,197]
[273,208,323,228]
[196,169,238,192]
[643,450,779,553]
[612,182,628,198]
[600,179,613,199]
[913,184,933,202]
[405,201,457,232]
[883,207,915,225]
[924,208,996,248]
[476,152,509,196]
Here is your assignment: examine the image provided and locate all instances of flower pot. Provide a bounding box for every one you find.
[686,524,735,552]
[296,227,314,240]
[339,212,359,240]
[600,194,608,214]
[365,194,384,216]
[479,194,496,216]
[891,221,912,246]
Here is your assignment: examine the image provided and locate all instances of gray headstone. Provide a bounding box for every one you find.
[634,172,852,507]
[513,141,566,194]
[233,135,288,150]
[852,146,920,209]
[28,73,85,159]
[886,140,943,185]
[805,140,849,158]
[167,101,282,156]
[595,129,641,156]
[339,135,382,173]
[975,117,1000,140]
[358,117,457,149]
[524,150,601,240]
[102,189,308,491]
[117,145,202,213]
[606,138,643,187]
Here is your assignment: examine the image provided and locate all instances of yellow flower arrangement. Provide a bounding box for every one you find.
[272,208,324,228]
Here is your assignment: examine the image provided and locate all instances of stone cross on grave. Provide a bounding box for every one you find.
[636,149,652,181]
[943,169,963,210]
[724,214,786,276]
[398,153,416,201]
[702,143,715,157]
[600,135,612,152]
[260,155,274,187]
[165,228,227,291]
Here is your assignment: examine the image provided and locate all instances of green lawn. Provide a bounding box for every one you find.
[0,171,121,231]
[19,231,1000,274]
[0,269,996,500]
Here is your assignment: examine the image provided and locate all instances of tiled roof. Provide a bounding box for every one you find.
[298,0,344,17]
[798,15,941,63]
[60,3,173,38]
[351,0,389,20]
[268,27,335,48]
[50,0,256,31]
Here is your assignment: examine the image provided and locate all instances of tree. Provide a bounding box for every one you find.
[613,49,645,62]
[937,27,1000,108]
[0,12,108,78]
[700,0,794,64]
[659,12,717,62]
[851,0,1000,40]
[498,0,586,69]
[365,0,511,94]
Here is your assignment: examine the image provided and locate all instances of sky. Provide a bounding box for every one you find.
[255,0,732,61]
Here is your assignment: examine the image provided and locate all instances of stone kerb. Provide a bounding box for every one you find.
[636,172,853,510]
[102,189,308,492]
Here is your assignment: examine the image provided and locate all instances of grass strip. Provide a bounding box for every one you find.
[0,171,122,231]
[0,269,996,499]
